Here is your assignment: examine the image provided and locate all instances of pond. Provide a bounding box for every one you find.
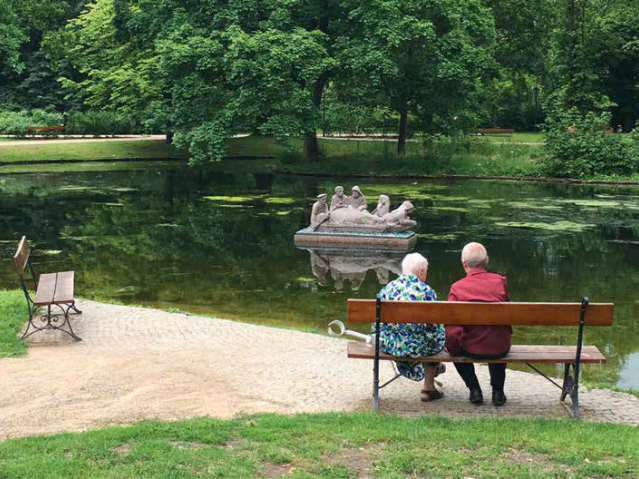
[1,161,638,389]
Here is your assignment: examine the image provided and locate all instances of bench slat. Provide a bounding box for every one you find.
[33,273,57,306]
[53,271,74,304]
[347,342,607,364]
[347,300,613,326]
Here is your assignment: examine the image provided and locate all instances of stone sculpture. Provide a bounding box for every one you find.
[372,195,390,218]
[310,194,328,225]
[349,186,368,211]
[330,186,348,211]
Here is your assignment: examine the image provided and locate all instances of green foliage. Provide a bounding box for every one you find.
[543,109,639,177]
[0,109,63,136]
[0,290,28,358]
[55,0,167,130]
[66,111,134,136]
[0,1,27,74]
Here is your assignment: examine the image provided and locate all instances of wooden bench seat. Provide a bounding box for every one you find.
[348,342,607,364]
[12,237,82,341]
[33,271,75,306]
[475,128,515,136]
[345,298,614,419]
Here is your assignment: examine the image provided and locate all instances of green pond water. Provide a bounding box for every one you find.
[1,161,638,389]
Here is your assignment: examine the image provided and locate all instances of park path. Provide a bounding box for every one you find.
[0,135,166,147]
[0,300,637,441]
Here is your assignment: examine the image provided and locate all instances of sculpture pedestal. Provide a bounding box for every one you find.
[294,228,417,252]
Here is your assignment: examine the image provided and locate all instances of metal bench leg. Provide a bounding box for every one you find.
[373,298,381,413]
[69,303,82,315]
[560,363,572,402]
[60,305,82,341]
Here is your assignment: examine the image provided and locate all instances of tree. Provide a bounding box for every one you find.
[53,0,167,131]
[123,0,335,163]
[0,1,26,75]
[339,0,496,154]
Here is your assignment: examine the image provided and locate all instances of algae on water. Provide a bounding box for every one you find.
[496,221,595,232]
[202,195,264,203]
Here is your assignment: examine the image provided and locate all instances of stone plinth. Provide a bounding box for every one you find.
[294,228,417,252]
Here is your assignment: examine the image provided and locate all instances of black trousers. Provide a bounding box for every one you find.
[453,349,509,392]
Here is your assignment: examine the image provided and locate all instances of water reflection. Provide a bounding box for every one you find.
[1,162,639,389]
[302,247,402,290]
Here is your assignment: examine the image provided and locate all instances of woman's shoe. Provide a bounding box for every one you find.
[420,389,444,402]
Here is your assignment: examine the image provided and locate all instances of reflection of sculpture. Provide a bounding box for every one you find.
[310,194,328,226]
[330,186,348,211]
[372,195,390,218]
[349,186,368,211]
[302,248,402,290]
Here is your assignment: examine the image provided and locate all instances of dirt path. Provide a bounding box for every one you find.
[1,300,637,441]
[0,135,166,147]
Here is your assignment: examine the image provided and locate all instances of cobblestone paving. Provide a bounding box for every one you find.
[0,300,637,440]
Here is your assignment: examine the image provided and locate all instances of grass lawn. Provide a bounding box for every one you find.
[476,132,545,144]
[1,413,637,478]
[0,140,187,163]
[0,134,545,178]
[0,290,28,358]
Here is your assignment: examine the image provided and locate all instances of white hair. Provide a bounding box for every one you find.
[402,253,429,276]
[461,242,488,268]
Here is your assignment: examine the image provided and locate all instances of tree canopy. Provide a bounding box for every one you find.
[1,0,639,161]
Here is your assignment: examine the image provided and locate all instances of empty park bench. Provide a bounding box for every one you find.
[474,128,515,136]
[25,125,65,137]
[12,236,82,341]
[345,297,614,419]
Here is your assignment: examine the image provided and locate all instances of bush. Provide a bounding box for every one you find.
[66,111,134,137]
[543,109,638,177]
[0,109,63,137]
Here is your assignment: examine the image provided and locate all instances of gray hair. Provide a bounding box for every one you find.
[461,242,488,268]
[402,253,429,276]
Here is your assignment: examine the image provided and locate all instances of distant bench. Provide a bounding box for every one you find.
[25,125,65,137]
[345,297,614,419]
[474,128,515,136]
[12,236,82,341]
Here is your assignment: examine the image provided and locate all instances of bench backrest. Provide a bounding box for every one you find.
[13,236,31,276]
[347,299,613,327]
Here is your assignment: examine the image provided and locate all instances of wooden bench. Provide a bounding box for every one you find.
[12,236,82,341]
[25,125,65,137]
[346,298,614,419]
[474,128,515,136]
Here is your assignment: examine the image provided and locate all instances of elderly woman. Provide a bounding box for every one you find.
[376,253,445,401]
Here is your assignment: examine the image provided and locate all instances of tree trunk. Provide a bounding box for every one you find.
[166,131,174,144]
[397,102,408,156]
[304,73,328,162]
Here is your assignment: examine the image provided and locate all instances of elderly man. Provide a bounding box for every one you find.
[446,242,511,406]
[377,253,446,402]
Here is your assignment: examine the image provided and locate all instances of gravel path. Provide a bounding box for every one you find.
[1,300,637,440]
[0,135,166,147]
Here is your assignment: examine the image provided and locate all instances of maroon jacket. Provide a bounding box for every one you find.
[445,268,512,356]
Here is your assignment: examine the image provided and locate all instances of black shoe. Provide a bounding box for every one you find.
[492,390,507,407]
[469,387,483,404]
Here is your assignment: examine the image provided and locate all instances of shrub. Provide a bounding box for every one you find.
[0,109,64,137]
[0,111,31,137]
[66,111,135,137]
[543,109,638,177]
